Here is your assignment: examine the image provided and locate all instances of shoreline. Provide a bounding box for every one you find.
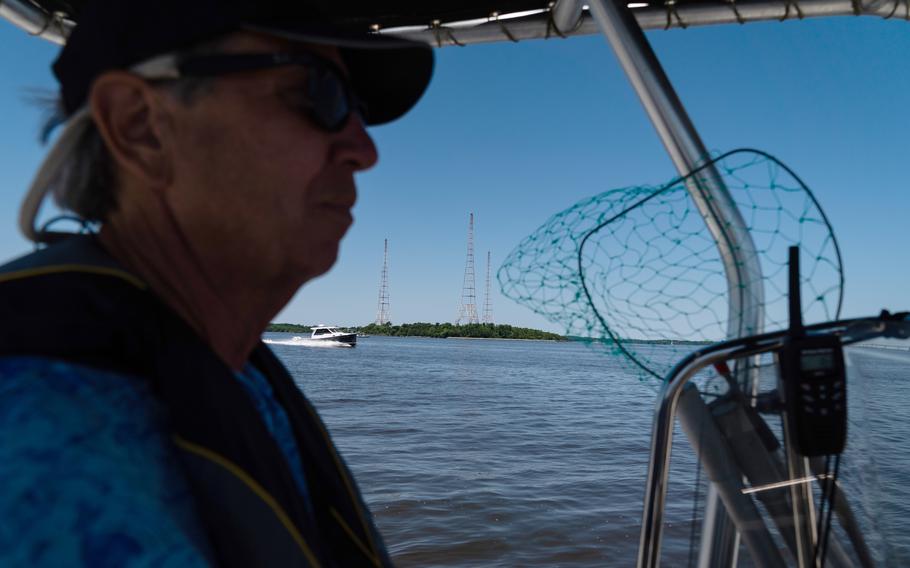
[268,323,566,342]
[265,330,715,345]
[266,331,563,342]
[445,336,562,342]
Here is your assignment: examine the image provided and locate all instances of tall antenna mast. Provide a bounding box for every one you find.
[375,238,390,325]
[483,250,494,324]
[456,213,479,324]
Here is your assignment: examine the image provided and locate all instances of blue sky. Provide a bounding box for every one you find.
[0,16,907,332]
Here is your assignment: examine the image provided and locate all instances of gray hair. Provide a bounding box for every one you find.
[48,115,116,222]
[44,37,229,224]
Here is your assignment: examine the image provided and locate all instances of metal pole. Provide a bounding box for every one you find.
[778,356,818,568]
[697,486,741,568]
[385,0,910,47]
[0,0,68,44]
[676,387,787,567]
[636,342,775,568]
[636,316,909,568]
[587,2,765,566]
[587,0,764,343]
[551,0,585,34]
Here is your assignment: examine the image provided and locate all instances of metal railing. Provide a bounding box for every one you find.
[0,0,69,44]
[637,314,910,567]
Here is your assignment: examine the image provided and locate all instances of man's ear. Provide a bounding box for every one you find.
[89,72,173,189]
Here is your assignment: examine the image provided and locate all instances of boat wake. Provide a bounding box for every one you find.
[263,337,353,349]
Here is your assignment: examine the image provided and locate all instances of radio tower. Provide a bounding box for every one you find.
[482,250,494,324]
[456,213,479,324]
[375,239,390,325]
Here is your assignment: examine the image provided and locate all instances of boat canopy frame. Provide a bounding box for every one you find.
[6,0,910,46]
[638,312,910,567]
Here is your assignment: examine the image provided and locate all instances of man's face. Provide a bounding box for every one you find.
[158,32,378,284]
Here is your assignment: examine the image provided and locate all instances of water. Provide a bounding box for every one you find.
[265,333,910,567]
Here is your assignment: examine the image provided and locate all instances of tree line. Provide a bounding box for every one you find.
[267,323,314,333]
[355,322,565,340]
[266,322,565,340]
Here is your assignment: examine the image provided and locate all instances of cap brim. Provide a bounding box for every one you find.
[242,24,434,126]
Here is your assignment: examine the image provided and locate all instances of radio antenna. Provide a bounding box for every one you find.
[788,246,803,336]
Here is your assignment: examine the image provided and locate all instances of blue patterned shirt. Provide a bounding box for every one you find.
[0,355,314,567]
[233,364,314,517]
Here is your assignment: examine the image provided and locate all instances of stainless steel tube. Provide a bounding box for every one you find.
[676,386,786,566]
[387,0,910,47]
[0,0,69,44]
[586,2,765,566]
[636,343,765,568]
[587,0,764,343]
[551,0,585,35]
[632,313,904,567]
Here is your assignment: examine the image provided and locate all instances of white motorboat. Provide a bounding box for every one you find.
[308,326,356,347]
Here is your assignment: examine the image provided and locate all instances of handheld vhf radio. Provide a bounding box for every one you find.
[779,246,847,457]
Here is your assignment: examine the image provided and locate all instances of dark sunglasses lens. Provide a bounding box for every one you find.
[308,68,350,131]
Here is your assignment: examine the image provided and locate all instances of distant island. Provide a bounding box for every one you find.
[358,322,566,340]
[267,323,321,333]
[266,322,565,341]
[266,323,716,344]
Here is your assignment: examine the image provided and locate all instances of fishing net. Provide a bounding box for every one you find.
[498,149,843,382]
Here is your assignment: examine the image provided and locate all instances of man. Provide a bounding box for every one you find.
[0,0,432,566]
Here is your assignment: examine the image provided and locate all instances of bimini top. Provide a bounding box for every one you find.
[5,0,910,47]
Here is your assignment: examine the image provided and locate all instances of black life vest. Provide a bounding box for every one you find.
[0,235,392,568]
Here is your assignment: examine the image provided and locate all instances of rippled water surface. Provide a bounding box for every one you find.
[266,334,910,567]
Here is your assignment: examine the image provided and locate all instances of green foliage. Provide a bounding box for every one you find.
[354,322,565,341]
[266,322,563,340]
[267,323,313,333]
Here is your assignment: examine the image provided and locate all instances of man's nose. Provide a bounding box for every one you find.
[335,115,378,171]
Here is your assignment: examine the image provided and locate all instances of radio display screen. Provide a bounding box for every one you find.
[800,349,835,372]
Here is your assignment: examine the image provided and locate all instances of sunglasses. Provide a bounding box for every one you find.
[132,52,362,132]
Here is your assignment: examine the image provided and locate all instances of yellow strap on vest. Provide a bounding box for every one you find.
[0,264,147,290]
[300,397,384,564]
[172,434,322,568]
[330,507,382,567]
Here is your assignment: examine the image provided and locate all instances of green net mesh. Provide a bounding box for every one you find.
[498,149,843,381]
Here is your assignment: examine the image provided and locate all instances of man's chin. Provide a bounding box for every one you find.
[297,245,340,283]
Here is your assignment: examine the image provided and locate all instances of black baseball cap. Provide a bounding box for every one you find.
[52,0,434,126]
